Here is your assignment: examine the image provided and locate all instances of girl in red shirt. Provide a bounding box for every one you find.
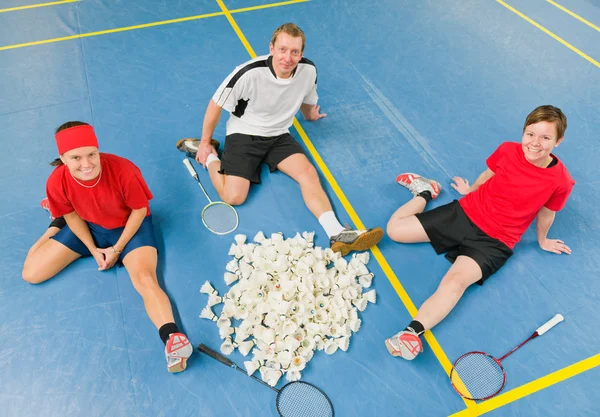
[384,105,575,360]
[22,122,193,373]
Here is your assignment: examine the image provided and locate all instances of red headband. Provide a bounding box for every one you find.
[55,125,99,155]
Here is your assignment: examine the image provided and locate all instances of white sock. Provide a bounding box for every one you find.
[206,153,220,169]
[318,211,346,238]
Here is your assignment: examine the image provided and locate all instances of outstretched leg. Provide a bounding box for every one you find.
[278,153,384,255]
[385,256,483,360]
[122,246,192,373]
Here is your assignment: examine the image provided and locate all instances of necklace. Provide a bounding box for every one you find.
[70,168,102,188]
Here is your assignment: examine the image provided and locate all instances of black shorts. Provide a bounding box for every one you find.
[416,200,513,284]
[219,133,305,184]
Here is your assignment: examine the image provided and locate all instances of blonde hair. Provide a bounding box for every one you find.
[271,23,306,52]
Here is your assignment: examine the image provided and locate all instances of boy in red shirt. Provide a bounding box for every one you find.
[22,122,193,373]
[384,105,575,360]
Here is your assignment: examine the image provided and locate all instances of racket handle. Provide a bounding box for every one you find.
[183,158,199,180]
[198,343,235,367]
[536,314,564,336]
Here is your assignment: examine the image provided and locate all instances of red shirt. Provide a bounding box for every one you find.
[46,153,153,229]
[459,142,574,249]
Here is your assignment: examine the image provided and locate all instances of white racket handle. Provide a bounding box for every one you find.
[536,314,564,336]
[183,158,198,179]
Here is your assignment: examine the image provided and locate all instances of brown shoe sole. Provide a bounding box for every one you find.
[168,357,188,373]
[331,227,384,256]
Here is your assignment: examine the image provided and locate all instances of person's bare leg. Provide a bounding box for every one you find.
[276,153,331,217]
[385,256,483,359]
[206,161,251,206]
[278,153,383,254]
[22,227,81,283]
[123,246,193,373]
[122,246,174,328]
[386,197,430,243]
[414,256,483,330]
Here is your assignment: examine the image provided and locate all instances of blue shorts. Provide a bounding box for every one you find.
[51,215,157,262]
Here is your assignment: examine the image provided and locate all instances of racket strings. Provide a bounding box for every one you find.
[451,353,505,400]
[202,202,238,234]
[276,382,333,417]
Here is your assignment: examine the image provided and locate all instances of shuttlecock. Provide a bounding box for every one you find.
[244,359,261,376]
[220,337,235,355]
[238,340,255,356]
[358,273,373,288]
[207,293,223,307]
[200,281,217,295]
[224,272,238,285]
[364,289,376,304]
[200,305,218,321]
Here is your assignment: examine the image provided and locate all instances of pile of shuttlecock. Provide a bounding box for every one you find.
[199,231,375,386]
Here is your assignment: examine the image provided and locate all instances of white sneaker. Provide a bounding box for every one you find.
[396,173,442,199]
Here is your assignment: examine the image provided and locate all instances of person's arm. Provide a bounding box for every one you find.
[63,211,108,270]
[300,103,326,121]
[191,99,223,167]
[96,207,148,268]
[536,206,571,254]
[451,168,495,195]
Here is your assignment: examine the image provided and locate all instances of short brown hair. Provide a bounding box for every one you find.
[523,105,567,140]
[271,23,306,52]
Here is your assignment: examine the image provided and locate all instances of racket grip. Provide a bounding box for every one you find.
[198,343,235,367]
[183,158,199,179]
[536,314,564,335]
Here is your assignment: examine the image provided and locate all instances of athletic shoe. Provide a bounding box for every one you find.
[176,138,220,158]
[396,173,442,199]
[165,333,193,373]
[385,328,423,360]
[330,227,384,256]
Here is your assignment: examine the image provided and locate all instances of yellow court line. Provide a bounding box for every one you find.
[230,0,309,15]
[213,0,478,412]
[497,0,600,69]
[547,0,600,33]
[447,353,600,417]
[0,0,78,14]
[0,0,307,52]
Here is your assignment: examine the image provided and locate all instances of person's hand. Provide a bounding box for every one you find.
[96,247,120,270]
[91,249,109,270]
[196,140,218,168]
[539,238,572,255]
[304,104,327,121]
[450,176,471,195]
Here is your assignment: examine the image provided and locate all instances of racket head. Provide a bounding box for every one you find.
[201,201,239,235]
[450,351,506,401]
[276,381,334,417]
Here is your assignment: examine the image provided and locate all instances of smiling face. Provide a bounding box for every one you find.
[269,32,304,79]
[521,121,563,167]
[61,146,101,180]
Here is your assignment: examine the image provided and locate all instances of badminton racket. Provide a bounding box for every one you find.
[197,343,334,417]
[450,313,564,400]
[183,158,238,235]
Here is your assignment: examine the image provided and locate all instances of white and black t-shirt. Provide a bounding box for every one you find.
[212,54,318,137]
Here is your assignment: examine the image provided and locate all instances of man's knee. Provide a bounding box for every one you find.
[221,191,248,206]
[294,163,320,186]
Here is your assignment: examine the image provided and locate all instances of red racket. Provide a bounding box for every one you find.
[450,314,564,400]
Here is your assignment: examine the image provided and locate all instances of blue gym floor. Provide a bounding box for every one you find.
[1,1,599,416]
